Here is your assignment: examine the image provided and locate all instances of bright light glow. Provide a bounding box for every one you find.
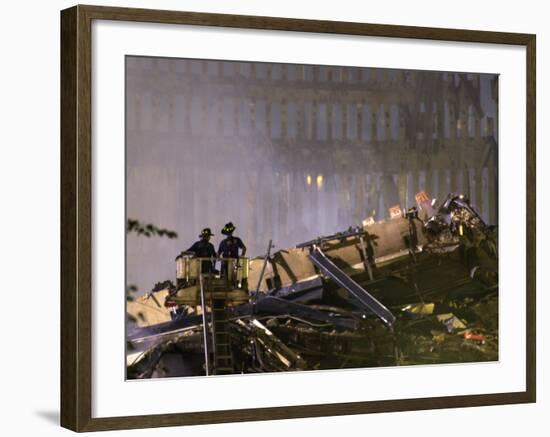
[306,175,312,186]
[316,174,324,189]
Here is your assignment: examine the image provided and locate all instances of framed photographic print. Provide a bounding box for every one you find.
[60,4,536,432]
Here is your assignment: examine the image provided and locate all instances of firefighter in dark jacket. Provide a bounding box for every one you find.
[217,222,246,277]
[185,228,217,273]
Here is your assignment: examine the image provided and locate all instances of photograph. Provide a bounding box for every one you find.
[125,56,500,379]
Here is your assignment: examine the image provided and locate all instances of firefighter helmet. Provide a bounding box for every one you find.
[199,228,214,238]
[221,222,236,235]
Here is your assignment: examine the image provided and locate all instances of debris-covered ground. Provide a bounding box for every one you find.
[127,290,498,378]
[394,291,498,366]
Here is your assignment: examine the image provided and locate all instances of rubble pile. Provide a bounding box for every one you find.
[127,193,499,378]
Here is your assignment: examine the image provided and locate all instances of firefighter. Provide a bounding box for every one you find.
[218,222,246,258]
[185,228,217,273]
[217,222,246,278]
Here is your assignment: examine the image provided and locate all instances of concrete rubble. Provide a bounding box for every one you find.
[127,193,498,378]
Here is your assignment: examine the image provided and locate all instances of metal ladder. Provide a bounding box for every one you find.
[204,275,234,375]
